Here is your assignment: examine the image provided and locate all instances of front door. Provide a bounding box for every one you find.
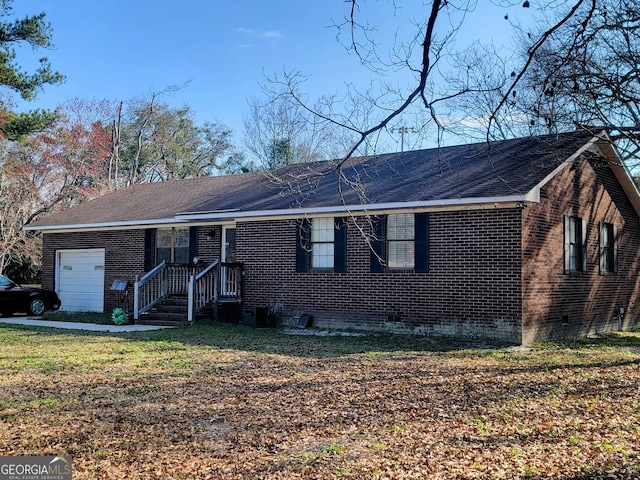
[221,226,237,296]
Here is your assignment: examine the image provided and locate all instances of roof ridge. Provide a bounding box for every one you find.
[26,130,608,230]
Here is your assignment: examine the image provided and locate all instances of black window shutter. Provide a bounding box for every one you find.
[415,213,430,273]
[599,221,606,275]
[189,226,198,263]
[296,219,310,272]
[144,229,155,271]
[334,217,347,273]
[563,215,571,274]
[581,217,587,273]
[613,224,618,274]
[370,215,386,273]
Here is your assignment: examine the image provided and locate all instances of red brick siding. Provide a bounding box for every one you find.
[41,226,218,312]
[42,229,147,312]
[522,156,640,343]
[236,209,523,343]
[40,151,640,345]
[197,226,222,264]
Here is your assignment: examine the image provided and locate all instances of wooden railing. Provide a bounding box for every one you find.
[133,261,168,320]
[135,261,244,323]
[187,262,243,323]
[166,264,202,295]
[220,262,244,301]
[187,260,219,323]
[134,262,204,320]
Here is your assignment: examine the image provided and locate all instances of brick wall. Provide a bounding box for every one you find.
[40,150,640,345]
[197,225,222,264]
[42,226,221,312]
[43,229,147,312]
[236,209,524,343]
[522,155,640,344]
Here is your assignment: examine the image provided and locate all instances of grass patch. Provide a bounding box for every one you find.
[321,443,346,455]
[40,311,114,324]
[124,385,160,396]
[0,322,638,479]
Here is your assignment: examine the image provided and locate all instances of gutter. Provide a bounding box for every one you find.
[25,194,533,233]
[175,194,533,221]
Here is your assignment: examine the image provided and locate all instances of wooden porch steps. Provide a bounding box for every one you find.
[136,295,242,327]
[134,261,244,327]
[137,295,189,327]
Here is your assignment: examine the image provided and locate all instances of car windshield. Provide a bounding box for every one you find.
[0,275,13,287]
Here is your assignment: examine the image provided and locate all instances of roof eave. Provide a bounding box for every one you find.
[595,133,640,218]
[23,217,186,232]
[27,195,530,232]
[177,196,530,221]
[526,132,605,201]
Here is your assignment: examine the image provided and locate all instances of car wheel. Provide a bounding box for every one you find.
[28,297,47,316]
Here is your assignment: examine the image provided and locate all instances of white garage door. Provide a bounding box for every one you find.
[56,249,105,312]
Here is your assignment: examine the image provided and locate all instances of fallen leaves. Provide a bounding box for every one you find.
[0,324,639,478]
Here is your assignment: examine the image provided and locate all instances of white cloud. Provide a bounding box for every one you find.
[237,27,284,40]
[262,30,284,39]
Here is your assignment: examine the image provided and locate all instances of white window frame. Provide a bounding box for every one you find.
[564,215,587,274]
[387,213,415,269]
[599,221,617,274]
[311,217,335,269]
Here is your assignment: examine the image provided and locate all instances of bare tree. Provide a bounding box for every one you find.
[109,101,123,189]
[243,92,354,170]
[271,0,469,159]
[510,0,640,168]
[265,1,629,165]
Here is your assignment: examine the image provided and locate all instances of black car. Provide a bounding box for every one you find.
[0,275,62,316]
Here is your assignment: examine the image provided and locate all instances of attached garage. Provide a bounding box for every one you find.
[55,249,105,312]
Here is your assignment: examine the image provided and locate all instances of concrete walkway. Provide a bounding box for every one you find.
[0,316,174,332]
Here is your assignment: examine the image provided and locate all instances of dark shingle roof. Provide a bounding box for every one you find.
[28,131,599,229]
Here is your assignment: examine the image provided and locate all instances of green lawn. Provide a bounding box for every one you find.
[0,321,638,479]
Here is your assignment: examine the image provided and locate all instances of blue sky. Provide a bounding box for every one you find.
[10,1,533,146]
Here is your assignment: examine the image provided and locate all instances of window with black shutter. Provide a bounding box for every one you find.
[334,217,347,273]
[156,227,192,264]
[370,213,429,273]
[599,222,617,274]
[296,217,347,272]
[564,215,587,273]
[296,219,311,272]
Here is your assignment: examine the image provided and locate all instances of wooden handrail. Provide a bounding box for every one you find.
[196,259,219,281]
[134,261,168,319]
[188,260,220,323]
[135,260,243,324]
[220,262,243,301]
[138,260,166,285]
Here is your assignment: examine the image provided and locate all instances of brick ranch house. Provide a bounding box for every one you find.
[25,130,640,344]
